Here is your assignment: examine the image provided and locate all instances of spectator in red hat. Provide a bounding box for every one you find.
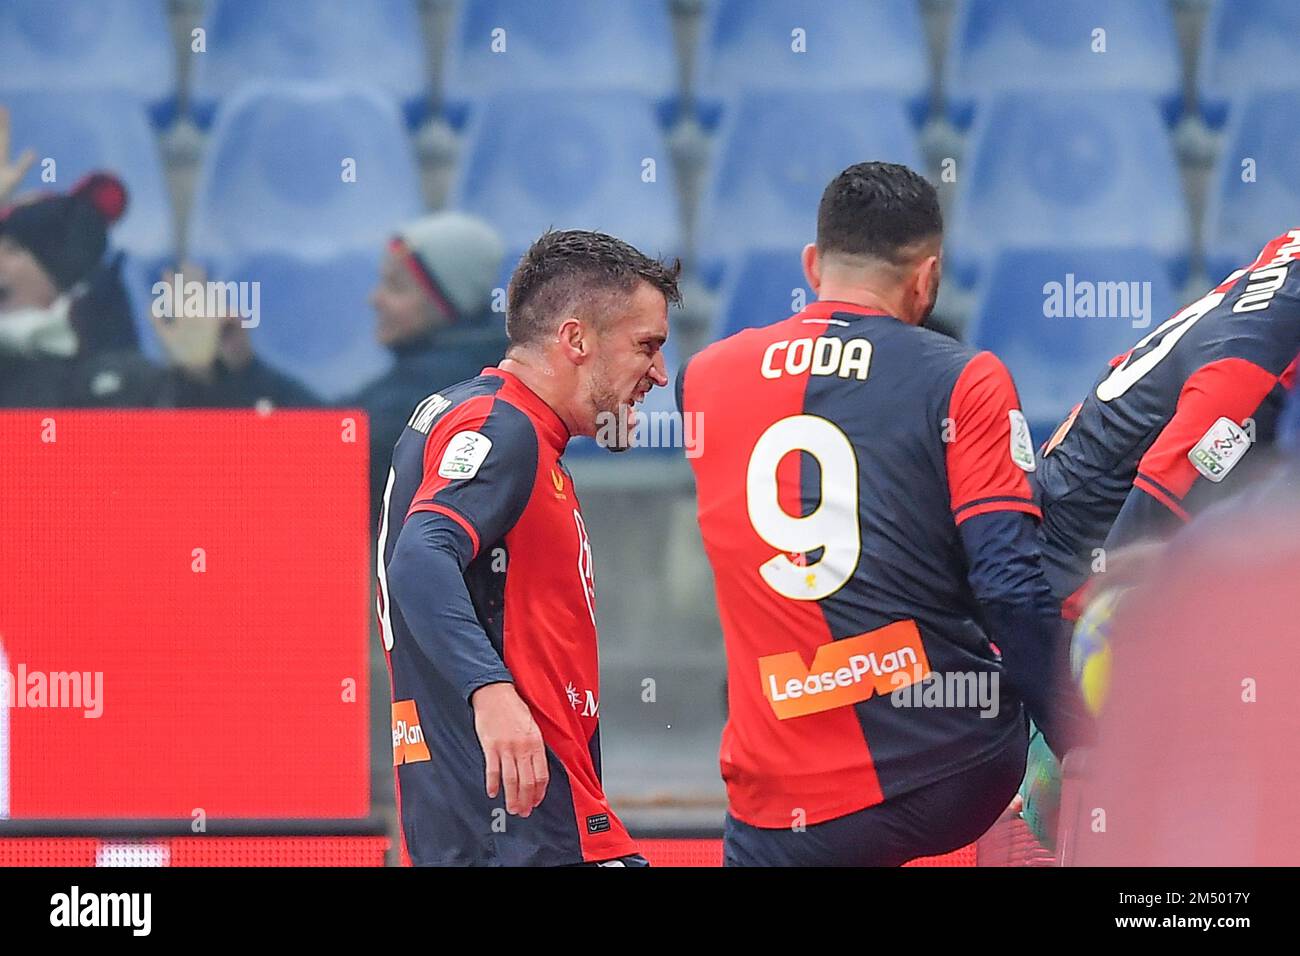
[0,138,164,407]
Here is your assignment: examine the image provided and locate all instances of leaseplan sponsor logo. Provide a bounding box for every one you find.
[391,699,431,766]
[759,620,931,720]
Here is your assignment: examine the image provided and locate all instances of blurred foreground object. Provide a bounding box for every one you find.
[1067,466,1300,865]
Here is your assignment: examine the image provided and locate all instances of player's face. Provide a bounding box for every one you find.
[0,235,59,313]
[583,281,669,451]
[370,249,448,347]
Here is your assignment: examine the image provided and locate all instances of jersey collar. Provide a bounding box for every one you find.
[799,300,891,322]
[482,367,570,452]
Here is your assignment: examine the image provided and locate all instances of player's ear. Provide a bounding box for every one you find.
[801,243,821,294]
[556,315,589,365]
[914,254,940,300]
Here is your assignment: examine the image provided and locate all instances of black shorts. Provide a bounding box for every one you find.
[723,725,1029,867]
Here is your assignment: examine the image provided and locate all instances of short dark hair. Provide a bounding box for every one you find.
[816,162,942,264]
[506,229,681,347]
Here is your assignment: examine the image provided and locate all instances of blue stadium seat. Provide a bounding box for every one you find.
[1203,90,1300,282]
[968,247,1179,440]
[449,91,682,262]
[212,249,392,402]
[711,248,810,342]
[0,0,177,126]
[1198,0,1300,127]
[441,0,678,127]
[189,0,427,128]
[695,0,929,125]
[695,91,922,285]
[946,92,1191,290]
[188,83,423,265]
[1,89,174,346]
[944,0,1182,127]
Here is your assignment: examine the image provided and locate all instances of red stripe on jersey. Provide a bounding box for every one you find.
[1132,475,1192,522]
[954,498,1042,525]
[683,313,884,827]
[1136,357,1281,497]
[946,351,1037,520]
[406,502,481,556]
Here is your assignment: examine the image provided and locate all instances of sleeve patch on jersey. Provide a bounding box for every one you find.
[1008,410,1036,472]
[1188,417,1251,483]
[437,430,494,480]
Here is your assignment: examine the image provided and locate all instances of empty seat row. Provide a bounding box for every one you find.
[6,83,1293,399]
[3,0,1297,131]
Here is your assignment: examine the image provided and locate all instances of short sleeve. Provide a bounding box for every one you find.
[1134,357,1284,509]
[946,351,1042,526]
[406,397,538,559]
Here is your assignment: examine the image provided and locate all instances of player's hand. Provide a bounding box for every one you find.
[471,682,549,816]
[0,106,37,207]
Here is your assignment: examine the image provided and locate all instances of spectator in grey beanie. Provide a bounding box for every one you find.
[348,210,509,525]
[0,168,164,407]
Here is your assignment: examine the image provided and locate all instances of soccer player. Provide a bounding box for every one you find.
[679,162,1086,866]
[1036,229,1300,616]
[377,230,680,865]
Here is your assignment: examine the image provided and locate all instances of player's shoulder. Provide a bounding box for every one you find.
[895,324,1003,398]
[1177,241,1300,376]
[909,322,983,366]
[408,372,538,451]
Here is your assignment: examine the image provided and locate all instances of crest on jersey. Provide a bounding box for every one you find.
[1009,410,1036,472]
[437,430,493,479]
[1189,417,1250,482]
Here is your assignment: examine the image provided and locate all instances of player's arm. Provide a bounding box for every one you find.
[1106,356,1294,553]
[947,352,1093,758]
[386,399,549,815]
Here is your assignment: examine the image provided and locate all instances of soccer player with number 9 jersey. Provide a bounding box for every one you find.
[680,163,1089,866]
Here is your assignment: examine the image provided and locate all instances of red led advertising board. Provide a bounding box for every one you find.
[0,411,371,819]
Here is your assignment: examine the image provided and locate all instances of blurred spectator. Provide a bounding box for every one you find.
[0,161,164,408]
[147,262,319,410]
[147,213,507,524]
[347,211,507,523]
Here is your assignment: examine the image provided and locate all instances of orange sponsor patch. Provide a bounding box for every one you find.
[391,699,431,765]
[758,620,931,720]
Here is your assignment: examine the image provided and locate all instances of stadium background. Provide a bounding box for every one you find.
[0,0,1294,866]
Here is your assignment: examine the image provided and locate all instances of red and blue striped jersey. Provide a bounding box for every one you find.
[1036,230,1300,613]
[680,300,1043,828]
[377,367,636,865]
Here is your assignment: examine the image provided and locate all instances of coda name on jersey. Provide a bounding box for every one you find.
[760,335,873,380]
